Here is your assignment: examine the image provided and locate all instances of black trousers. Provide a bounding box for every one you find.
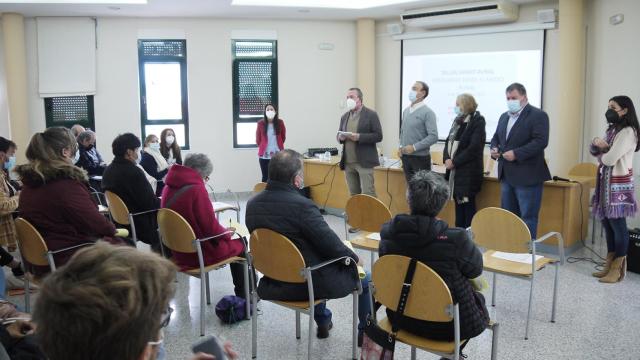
[454,196,477,229]
[401,154,431,184]
[259,158,270,183]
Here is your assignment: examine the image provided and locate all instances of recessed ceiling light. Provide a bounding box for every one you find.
[298,9,310,13]
[231,0,416,10]
[0,0,146,3]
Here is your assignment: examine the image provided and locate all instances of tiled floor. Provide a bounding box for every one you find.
[10,194,640,359]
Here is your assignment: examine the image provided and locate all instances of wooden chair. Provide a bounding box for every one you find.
[14,218,93,312]
[253,182,267,193]
[568,162,598,179]
[431,150,444,166]
[249,228,360,360]
[371,255,499,360]
[157,208,250,336]
[470,207,564,339]
[104,190,158,247]
[344,194,392,266]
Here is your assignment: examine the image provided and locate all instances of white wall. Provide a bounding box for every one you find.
[23,17,356,191]
[0,24,12,138]
[584,0,640,227]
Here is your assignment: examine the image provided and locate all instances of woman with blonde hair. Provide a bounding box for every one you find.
[443,93,486,228]
[15,127,128,274]
[140,134,169,196]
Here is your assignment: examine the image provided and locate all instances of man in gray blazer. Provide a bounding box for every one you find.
[338,87,383,197]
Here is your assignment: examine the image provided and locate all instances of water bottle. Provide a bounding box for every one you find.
[324,151,331,161]
[379,153,385,167]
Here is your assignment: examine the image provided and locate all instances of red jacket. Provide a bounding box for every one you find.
[161,165,244,271]
[256,119,286,157]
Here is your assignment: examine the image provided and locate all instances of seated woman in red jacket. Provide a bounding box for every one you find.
[161,153,248,298]
[15,127,129,275]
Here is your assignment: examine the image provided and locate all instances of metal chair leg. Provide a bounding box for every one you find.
[525,277,535,340]
[205,272,211,305]
[243,262,250,319]
[491,272,497,307]
[307,305,314,360]
[490,322,499,360]
[295,311,301,339]
[200,272,206,336]
[352,291,358,360]
[410,347,417,360]
[24,277,30,313]
[251,287,258,358]
[370,251,374,269]
[551,262,559,322]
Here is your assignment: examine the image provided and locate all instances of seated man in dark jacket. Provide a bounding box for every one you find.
[380,170,489,357]
[76,130,106,176]
[102,133,161,253]
[246,149,371,342]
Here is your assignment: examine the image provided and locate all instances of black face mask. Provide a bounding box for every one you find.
[605,108,621,124]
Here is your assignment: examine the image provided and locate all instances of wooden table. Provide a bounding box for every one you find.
[304,157,592,250]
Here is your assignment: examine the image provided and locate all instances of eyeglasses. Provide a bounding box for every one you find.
[160,306,173,328]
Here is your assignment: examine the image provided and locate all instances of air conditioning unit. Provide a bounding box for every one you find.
[401,1,519,30]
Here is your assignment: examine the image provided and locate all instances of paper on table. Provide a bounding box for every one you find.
[366,232,381,241]
[491,251,542,264]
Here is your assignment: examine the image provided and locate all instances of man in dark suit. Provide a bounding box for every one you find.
[246,150,371,343]
[337,87,383,197]
[490,83,551,238]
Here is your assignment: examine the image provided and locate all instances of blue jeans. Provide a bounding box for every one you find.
[602,217,629,257]
[314,272,371,331]
[0,271,5,299]
[500,182,544,238]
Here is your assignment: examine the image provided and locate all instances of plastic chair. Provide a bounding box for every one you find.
[470,207,564,339]
[568,162,598,179]
[371,255,499,360]
[249,228,360,360]
[157,208,250,336]
[104,191,158,248]
[14,218,93,311]
[343,194,392,266]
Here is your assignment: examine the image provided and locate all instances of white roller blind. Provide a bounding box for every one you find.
[37,17,96,97]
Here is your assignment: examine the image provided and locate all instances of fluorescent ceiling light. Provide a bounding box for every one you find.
[231,0,416,10]
[0,0,146,3]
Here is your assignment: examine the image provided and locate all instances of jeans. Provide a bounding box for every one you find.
[259,158,270,183]
[602,217,629,257]
[500,182,544,238]
[454,196,476,229]
[314,272,372,331]
[401,154,431,184]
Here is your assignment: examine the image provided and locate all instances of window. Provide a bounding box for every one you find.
[232,40,278,148]
[44,95,95,130]
[138,39,189,149]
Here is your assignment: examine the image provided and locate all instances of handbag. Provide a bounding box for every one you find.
[360,258,418,360]
[215,295,251,324]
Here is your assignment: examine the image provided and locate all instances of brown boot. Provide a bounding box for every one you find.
[593,252,615,278]
[599,257,626,283]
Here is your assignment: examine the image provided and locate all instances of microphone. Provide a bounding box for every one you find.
[552,176,571,182]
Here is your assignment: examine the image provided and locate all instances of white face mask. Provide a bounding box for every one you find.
[150,143,161,151]
[165,135,175,145]
[346,98,357,111]
[266,110,276,120]
[73,150,80,164]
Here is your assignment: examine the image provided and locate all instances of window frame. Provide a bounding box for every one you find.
[137,39,190,149]
[232,40,278,149]
[44,95,95,131]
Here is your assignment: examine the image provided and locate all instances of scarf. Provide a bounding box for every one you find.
[446,114,470,202]
[592,127,637,219]
[144,147,169,172]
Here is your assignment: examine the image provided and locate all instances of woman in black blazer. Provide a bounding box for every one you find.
[443,93,486,228]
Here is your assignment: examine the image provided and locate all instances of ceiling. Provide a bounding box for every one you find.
[0,0,546,20]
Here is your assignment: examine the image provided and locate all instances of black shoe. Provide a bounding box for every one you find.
[348,227,360,234]
[358,330,364,347]
[11,263,24,278]
[317,321,333,339]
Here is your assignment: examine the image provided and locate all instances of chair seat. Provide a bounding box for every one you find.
[272,299,326,310]
[183,256,246,276]
[213,202,239,213]
[349,232,380,252]
[378,317,461,354]
[483,250,556,276]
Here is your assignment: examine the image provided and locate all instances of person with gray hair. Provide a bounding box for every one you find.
[379,170,488,358]
[160,153,249,298]
[76,130,107,178]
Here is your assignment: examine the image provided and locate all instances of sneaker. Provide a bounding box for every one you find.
[317,321,333,339]
[348,227,360,234]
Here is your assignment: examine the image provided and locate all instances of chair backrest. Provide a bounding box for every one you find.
[430,151,444,166]
[345,194,392,232]
[253,182,267,193]
[568,162,598,178]
[470,207,531,253]
[250,228,306,283]
[104,191,130,225]
[14,218,50,267]
[373,255,453,322]
[157,208,197,253]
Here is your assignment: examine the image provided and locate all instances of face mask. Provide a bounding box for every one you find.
[454,106,462,116]
[507,99,521,113]
[295,173,305,189]
[150,143,161,151]
[86,143,94,150]
[165,135,175,145]
[266,110,276,120]
[408,90,417,103]
[605,108,621,124]
[137,149,142,164]
[4,156,15,170]
[73,150,80,164]
[346,98,357,111]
